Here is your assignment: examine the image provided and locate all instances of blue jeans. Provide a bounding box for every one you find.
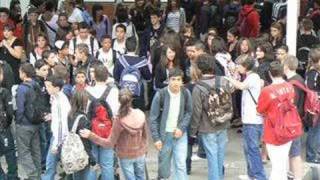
[242,124,266,180]
[41,144,60,180]
[88,144,114,180]
[306,122,320,163]
[120,155,146,180]
[40,122,51,168]
[158,132,188,180]
[200,129,228,180]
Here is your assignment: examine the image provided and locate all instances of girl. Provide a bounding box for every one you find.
[68,90,96,179]
[227,27,239,60]
[80,88,148,180]
[92,4,112,42]
[164,0,186,33]
[154,45,181,89]
[29,33,50,66]
[270,22,285,50]
[0,24,23,84]
[255,43,274,86]
[236,37,254,58]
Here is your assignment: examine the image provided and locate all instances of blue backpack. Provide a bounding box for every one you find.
[119,55,147,96]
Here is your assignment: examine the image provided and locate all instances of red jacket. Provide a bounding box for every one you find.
[236,5,260,38]
[257,82,295,145]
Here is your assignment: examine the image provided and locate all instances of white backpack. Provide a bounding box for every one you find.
[61,115,89,174]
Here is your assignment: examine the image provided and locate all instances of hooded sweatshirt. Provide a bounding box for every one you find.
[236,4,260,38]
[88,108,148,159]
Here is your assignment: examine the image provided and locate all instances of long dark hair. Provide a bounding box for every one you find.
[118,88,133,119]
[92,4,103,23]
[69,90,88,119]
[159,45,180,69]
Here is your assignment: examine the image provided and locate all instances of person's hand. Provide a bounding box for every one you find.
[80,129,92,138]
[51,147,58,154]
[174,128,183,138]
[154,141,162,151]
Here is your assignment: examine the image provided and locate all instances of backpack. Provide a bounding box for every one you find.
[272,1,287,22]
[21,82,47,124]
[197,77,233,125]
[61,114,89,174]
[290,80,320,127]
[87,85,114,138]
[209,4,222,28]
[0,88,9,131]
[270,87,303,144]
[119,55,148,96]
[78,7,94,26]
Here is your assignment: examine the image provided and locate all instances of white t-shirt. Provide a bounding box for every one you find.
[166,88,181,132]
[241,73,263,124]
[85,84,120,117]
[69,35,99,56]
[96,48,114,76]
[68,8,83,23]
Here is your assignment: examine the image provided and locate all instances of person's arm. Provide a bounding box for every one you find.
[177,89,192,133]
[88,117,122,148]
[3,40,23,59]
[149,91,162,142]
[106,87,120,117]
[225,76,249,90]
[190,87,202,137]
[15,85,27,123]
[154,66,168,89]
[140,61,152,81]
[4,89,13,122]
[256,88,270,115]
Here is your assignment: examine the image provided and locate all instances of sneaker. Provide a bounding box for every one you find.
[238,175,251,180]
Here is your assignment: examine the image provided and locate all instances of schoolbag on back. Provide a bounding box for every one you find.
[224,5,239,29]
[119,55,148,96]
[296,47,310,75]
[61,114,89,174]
[271,86,303,144]
[87,85,114,138]
[197,77,233,125]
[22,82,47,124]
[290,80,320,127]
[0,88,9,131]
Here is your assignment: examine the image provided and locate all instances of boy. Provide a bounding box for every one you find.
[113,37,151,110]
[15,63,41,179]
[74,43,97,83]
[72,69,88,93]
[96,35,117,77]
[42,75,71,180]
[113,24,127,56]
[149,68,192,180]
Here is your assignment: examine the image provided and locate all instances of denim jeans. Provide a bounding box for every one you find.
[242,124,266,180]
[40,122,51,168]
[0,129,18,180]
[200,129,228,180]
[88,144,114,180]
[306,122,320,163]
[41,138,60,180]
[158,132,188,180]
[119,155,146,180]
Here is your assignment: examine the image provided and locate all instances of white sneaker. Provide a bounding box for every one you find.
[238,175,251,180]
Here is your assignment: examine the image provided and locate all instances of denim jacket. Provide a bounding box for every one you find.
[149,87,192,142]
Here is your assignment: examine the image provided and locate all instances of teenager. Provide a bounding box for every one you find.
[81,88,148,180]
[29,33,51,67]
[149,68,192,180]
[42,75,71,180]
[113,24,127,56]
[96,35,117,77]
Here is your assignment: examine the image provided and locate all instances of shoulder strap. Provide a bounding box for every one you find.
[247,89,257,105]
[133,58,148,69]
[90,36,95,55]
[95,50,100,59]
[159,88,166,110]
[290,80,309,92]
[119,55,130,68]
[42,18,57,33]
[71,114,85,133]
[112,50,117,64]
[100,84,114,101]
[73,38,77,54]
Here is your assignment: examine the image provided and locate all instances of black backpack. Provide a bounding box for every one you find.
[0,88,9,131]
[21,82,47,124]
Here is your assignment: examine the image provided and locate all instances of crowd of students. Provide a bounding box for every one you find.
[0,0,320,180]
